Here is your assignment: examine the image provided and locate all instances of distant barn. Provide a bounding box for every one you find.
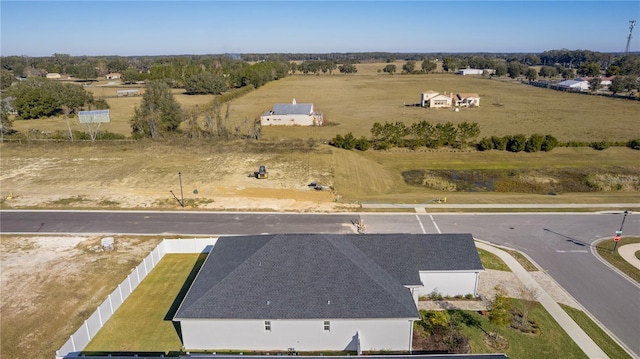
[116,89,140,97]
[260,98,324,126]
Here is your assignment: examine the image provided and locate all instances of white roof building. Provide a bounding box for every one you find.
[260,99,323,126]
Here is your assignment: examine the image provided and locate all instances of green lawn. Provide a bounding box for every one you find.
[477,248,511,271]
[84,253,206,353]
[459,299,587,359]
[560,304,632,359]
[595,237,640,283]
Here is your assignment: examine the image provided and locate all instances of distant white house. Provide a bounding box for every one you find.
[46,73,61,79]
[457,68,484,75]
[116,89,140,97]
[455,93,481,107]
[174,233,483,352]
[105,73,121,80]
[599,76,615,87]
[556,79,590,91]
[260,99,323,126]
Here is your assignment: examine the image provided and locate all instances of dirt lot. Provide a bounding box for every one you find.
[0,142,349,212]
[0,235,163,358]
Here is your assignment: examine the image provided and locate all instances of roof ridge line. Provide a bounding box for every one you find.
[325,235,418,316]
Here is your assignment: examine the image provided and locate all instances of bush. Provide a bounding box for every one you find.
[477,137,493,151]
[96,131,126,140]
[374,141,391,150]
[525,133,544,152]
[564,140,587,147]
[590,141,610,150]
[541,134,558,151]
[491,135,508,150]
[507,134,527,152]
[355,137,370,151]
[627,139,640,150]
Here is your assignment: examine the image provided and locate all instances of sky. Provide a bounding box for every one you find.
[1,1,639,57]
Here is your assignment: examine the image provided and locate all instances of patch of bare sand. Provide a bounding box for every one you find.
[0,235,162,358]
[419,269,581,311]
[479,269,580,308]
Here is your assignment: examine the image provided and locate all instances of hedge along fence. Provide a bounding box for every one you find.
[55,238,219,359]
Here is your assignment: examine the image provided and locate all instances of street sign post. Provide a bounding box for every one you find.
[612,210,630,253]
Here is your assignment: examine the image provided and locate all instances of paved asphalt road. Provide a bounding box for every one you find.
[1,210,639,356]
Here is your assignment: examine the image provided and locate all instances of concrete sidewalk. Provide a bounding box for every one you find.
[618,243,640,270]
[475,241,610,359]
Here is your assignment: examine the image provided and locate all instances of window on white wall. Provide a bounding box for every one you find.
[323,320,330,331]
[265,321,271,331]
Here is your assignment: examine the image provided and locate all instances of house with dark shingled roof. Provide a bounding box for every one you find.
[174,233,483,352]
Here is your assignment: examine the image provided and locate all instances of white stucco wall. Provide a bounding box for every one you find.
[179,318,414,352]
[416,271,480,297]
[260,114,322,126]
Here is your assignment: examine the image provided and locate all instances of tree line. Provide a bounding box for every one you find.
[330,120,640,152]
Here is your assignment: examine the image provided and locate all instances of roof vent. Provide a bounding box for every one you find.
[327,300,331,305]
[266,300,270,305]
[292,98,296,104]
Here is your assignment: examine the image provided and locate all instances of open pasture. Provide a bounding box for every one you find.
[234,73,640,143]
[3,65,639,210]
[10,66,640,143]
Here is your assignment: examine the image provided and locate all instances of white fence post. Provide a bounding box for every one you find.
[84,320,91,341]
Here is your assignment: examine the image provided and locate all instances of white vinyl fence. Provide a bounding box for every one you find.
[56,238,218,359]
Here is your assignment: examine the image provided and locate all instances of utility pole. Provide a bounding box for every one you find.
[625,20,636,54]
[170,172,185,207]
[178,172,184,207]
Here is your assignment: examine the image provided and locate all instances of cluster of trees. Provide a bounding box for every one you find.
[130,79,260,140]
[5,77,106,119]
[1,54,292,93]
[383,60,437,74]
[331,121,481,151]
[477,134,558,152]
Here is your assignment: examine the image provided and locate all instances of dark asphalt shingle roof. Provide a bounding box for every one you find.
[174,233,482,321]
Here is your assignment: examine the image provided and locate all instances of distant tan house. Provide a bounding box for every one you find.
[105,73,121,80]
[420,90,453,108]
[420,91,479,108]
[260,99,324,126]
[455,93,480,107]
[46,73,61,79]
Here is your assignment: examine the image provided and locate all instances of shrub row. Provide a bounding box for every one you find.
[476,134,558,152]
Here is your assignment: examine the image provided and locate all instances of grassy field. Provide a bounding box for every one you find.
[84,253,206,353]
[10,66,640,143]
[595,237,640,283]
[1,140,639,209]
[3,65,639,209]
[560,304,633,359]
[459,299,587,359]
[478,248,511,271]
[0,235,163,359]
